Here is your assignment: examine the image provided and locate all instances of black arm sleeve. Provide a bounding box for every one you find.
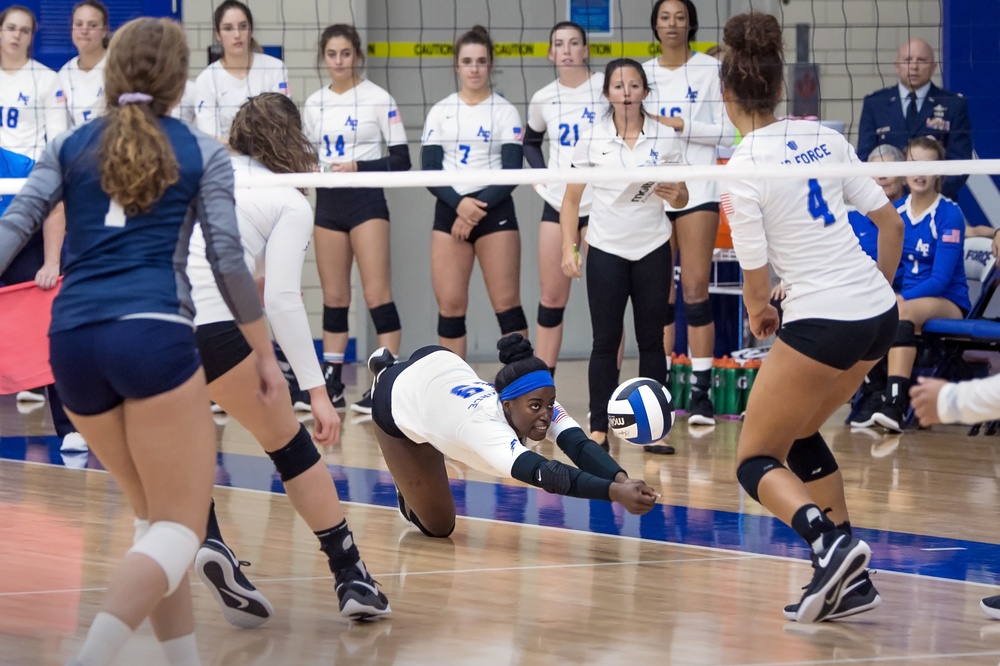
[555,427,627,480]
[477,143,524,209]
[421,144,463,209]
[357,144,412,173]
[522,126,546,169]
[510,450,613,501]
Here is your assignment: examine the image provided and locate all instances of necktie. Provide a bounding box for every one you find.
[905,91,920,134]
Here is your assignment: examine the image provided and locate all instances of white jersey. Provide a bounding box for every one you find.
[194,53,290,140]
[0,59,66,160]
[643,52,735,209]
[421,92,523,196]
[527,72,604,214]
[571,113,681,260]
[302,79,407,169]
[720,119,894,322]
[57,54,106,127]
[170,81,199,125]
[387,349,583,478]
[188,155,324,392]
[938,375,1000,425]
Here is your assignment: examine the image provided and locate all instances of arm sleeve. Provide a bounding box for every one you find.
[842,139,891,214]
[0,139,61,272]
[545,401,626,479]
[194,72,221,138]
[721,174,769,271]
[680,72,737,148]
[938,376,1000,425]
[421,144,463,209]
[477,143,523,208]
[522,125,546,169]
[509,450,614,501]
[900,207,965,300]
[856,96,877,161]
[45,74,68,140]
[941,96,973,200]
[261,194,325,392]
[301,98,321,157]
[357,144,412,172]
[194,140,263,325]
[274,61,291,96]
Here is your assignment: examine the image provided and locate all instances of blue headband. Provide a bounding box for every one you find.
[498,370,555,401]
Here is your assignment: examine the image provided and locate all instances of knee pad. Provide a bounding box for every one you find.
[408,510,456,538]
[536,460,573,495]
[785,432,839,482]
[686,299,713,327]
[133,518,150,546]
[496,306,528,335]
[537,304,565,328]
[369,302,401,335]
[323,306,349,334]
[128,521,200,596]
[267,425,321,482]
[437,314,466,339]
[736,455,783,503]
[893,320,917,347]
[664,303,676,326]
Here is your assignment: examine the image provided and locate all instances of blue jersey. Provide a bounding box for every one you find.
[847,209,879,262]
[0,117,262,333]
[898,194,970,311]
[0,148,39,263]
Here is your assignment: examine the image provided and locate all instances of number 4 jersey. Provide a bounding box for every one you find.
[302,79,407,170]
[720,119,894,323]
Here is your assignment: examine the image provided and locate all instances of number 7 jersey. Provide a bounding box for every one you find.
[720,119,895,323]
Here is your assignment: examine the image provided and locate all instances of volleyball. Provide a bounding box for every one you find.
[607,378,675,445]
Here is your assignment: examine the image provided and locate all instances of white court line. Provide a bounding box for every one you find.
[5,458,1000,592]
[733,649,1000,665]
[921,547,967,551]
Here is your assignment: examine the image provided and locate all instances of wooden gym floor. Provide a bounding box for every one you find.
[2,358,1000,665]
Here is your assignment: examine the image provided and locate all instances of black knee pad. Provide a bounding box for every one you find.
[369,302,401,335]
[736,455,783,503]
[664,303,676,326]
[408,510,455,538]
[438,314,466,339]
[785,432,839,482]
[496,306,528,335]
[686,299,713,327]
[267,425,321,482]
[893,320,917,347]
[537,304,565,328]
[323,306,349,334]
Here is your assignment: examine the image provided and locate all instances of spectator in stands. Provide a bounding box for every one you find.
[857,37,972,202]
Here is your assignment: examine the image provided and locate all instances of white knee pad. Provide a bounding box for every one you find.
[133,518,150,546]
[127,521,199,597]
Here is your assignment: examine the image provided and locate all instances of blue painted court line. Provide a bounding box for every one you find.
[4,434,999,585]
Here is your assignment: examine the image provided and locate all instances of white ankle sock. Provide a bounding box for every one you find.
[161,633,201,666]
[73,611,133,666]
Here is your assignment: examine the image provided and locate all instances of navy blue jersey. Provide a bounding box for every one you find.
[898,194,970,311]
[0,116,262,333]
[847,209,879,262]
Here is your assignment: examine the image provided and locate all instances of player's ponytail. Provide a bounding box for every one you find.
[721,12,784,115]
[495,334,549,395]
[99,18,186,216]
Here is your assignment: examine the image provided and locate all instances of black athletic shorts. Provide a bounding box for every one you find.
[778,305,899,371]
[315,187,391,232]
[372,345,451,439]
[195,320,252,384]
[541,201,589,229]
[667,201,720,223]
[433,195,518,243]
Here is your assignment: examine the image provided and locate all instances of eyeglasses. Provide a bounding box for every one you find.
[2,25,32,37]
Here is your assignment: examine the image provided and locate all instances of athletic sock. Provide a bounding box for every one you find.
[315,519,361,573]
[791,504,838,554]
[161,633,201,666]
[73,611,134,666]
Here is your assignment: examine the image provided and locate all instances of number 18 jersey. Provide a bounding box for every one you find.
[721,120,894,323]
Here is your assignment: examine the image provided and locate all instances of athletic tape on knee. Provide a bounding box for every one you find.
[496,306,528,335]
[537,304,565,328]
[686,299,713,327]
[736,455,783,504]
[369,302,401,335]
[437,314,466,339]
[664,303,676,326]
[322,306,349,334]
[267,425,321,482]
[893,320,917,348]
[133,518,150,546]
[127,521,200,596]
[786,432,839,482]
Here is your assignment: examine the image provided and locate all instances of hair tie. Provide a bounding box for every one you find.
[498,370,555,402]
[118,92,153,106]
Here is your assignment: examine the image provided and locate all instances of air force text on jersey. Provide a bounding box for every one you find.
[783,140,833,165]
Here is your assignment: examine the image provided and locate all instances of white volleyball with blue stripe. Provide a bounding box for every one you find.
[607,378,674,445]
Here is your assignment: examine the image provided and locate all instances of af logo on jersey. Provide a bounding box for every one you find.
[915,238,931,256]
[581,107,595,124]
